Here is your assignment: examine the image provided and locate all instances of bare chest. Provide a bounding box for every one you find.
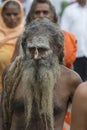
[13,79,71,116]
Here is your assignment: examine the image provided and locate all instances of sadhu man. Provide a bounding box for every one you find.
[0,19,82,130]
[11,1,77,128]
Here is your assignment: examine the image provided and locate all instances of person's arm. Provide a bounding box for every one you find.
[71,82,87,130]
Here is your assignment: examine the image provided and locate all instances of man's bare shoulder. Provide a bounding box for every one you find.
[60,65,82,84]
[59,65,82,96]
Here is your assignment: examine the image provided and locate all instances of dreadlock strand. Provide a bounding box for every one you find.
[2,56,24,130]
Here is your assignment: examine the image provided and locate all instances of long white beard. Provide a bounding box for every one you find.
[22,56,59,130]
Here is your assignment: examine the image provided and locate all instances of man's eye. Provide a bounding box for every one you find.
[43,11,49,15]
[29,48,35,53]
[35,11,40,15]
[14,13,19,16]
[38,48,47,53]
[6,13,11,16]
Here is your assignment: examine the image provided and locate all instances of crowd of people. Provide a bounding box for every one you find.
[0,0,87,130]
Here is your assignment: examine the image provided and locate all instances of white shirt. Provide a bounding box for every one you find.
[61,3,87,58]
[0,0,1,5]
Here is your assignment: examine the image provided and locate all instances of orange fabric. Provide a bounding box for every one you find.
[63,112,71,130]
[63,126,67,130]
[0,0,24,92]
[64,112,71,125]
[63,30,77,68]
[0,44,15,92]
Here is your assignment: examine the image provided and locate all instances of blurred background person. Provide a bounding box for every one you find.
[0,0,24,92]
[61,0,87,81]
[17,0,76,23]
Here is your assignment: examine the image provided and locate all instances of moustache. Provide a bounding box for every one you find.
[23,54,58,69]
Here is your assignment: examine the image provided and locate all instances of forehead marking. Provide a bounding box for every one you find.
[27,36,50,49]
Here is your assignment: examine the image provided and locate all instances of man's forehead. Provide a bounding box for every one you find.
[35,3,50,11]
[27,36,50,49]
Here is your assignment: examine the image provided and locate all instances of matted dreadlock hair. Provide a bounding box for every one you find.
[1,55,23,130]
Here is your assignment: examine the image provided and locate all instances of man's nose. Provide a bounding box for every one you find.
[34,48,39,59]
[10,15,15,20]
[39,12,44,18]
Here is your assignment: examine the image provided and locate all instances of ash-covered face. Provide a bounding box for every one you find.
[26,35,53,60]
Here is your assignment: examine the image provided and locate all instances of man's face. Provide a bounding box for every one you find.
[33,3,53,21]
[26,36,52,60]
